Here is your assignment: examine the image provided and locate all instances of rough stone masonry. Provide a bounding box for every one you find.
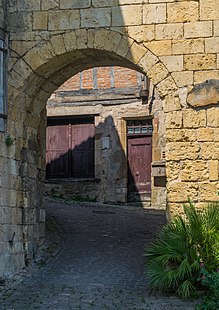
[0,0,218,277]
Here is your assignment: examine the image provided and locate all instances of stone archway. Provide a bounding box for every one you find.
[7,29,179,269]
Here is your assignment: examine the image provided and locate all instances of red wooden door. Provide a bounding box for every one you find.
[46,125,70,178]
[71,124,95,178]
[127,135,152,200]
[46,120,95,179]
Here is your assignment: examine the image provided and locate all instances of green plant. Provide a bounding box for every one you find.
[196,268,219,310]
[5,134,14,146]
[144,199,219,299]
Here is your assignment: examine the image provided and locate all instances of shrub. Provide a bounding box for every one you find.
[196,267,219,310]
[144,199,219,299]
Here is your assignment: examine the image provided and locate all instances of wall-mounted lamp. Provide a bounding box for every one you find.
[139,75,149,104]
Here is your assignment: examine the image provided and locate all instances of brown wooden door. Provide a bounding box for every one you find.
[127,135,152,200]
[46,120,95,179]
[46,125,70,178]
[71,124,95,178]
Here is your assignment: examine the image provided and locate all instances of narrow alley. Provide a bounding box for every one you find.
[0,200,196,309]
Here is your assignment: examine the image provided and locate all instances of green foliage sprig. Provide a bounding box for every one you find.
[144,199,219,299]
[5,134,14,146]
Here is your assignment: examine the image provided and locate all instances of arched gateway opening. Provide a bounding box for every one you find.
[8,29,177,274]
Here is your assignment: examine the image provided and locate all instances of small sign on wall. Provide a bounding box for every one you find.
[102,137,110,149]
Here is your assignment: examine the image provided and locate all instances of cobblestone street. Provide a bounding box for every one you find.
[0,200,197,309]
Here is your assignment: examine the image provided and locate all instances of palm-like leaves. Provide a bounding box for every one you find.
[145,200,219,298]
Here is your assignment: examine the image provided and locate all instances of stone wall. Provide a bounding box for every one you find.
[0,0,218,277]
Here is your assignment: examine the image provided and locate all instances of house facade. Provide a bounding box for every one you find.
[46,66,166,208]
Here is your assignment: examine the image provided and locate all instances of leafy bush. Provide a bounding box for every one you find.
[144,199,219,299]
[196,268,219,310]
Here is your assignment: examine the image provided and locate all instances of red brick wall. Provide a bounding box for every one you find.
[56,66,141,92]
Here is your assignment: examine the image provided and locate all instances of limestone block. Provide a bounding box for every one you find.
[200,0,219,21]
[184,21,213,38]
[184,54,217,71]
[138,50,158,73]
[8,12,32,31]
[92,0,117,6]
[75,29,88,49]
[112,5,142,26]
[126,25,155,43]
[214,128,219,142]
[197,128,214,142]
[32,12,48,30]
[194,70,219,84]
[50,35,66,56]
[199,183,219,202]
[116,36,134,58]
[156,76,177,98]
[104,31,122,53]
[17,0,40,11]
[167,2,199,23]
[63,31,77,52]
[120,0,143,3]
[201,143,219,160]
[172,39,204,55]
[165,111,182,129]
[183,109,206,128]
[126,42,146,64]
[163,94,182,113]
[93,29,109,50]
[166,142,200,160]
[145,40,171,56]
[166,129,197,142]
[87,29,95,48]
[156,23,183,40]
[180,160,208,182]
[207,108,219,127]
[143,4,166,24]
[205,37,219,54]
[160,55,183,72]
[147,62,168,85]
[172,71,193,87]
[60,0,91,9]
[48,10,80,30]
[167,181,199,202]
[81,8,111,28]
[187,80,219,107]
[214,21,219,36]
[209,160,219,181]
[166,162,181,181]
[42,0,59,10]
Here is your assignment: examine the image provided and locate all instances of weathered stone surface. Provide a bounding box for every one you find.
[81,8,111,28]
[184,21,213,38]
[112,5,142,26]
[48,10,80,30]
[184,54,217,71]
[183,109,206,128]
[167,2,199,23]
[187,79,219,107]
[143,4,166,24]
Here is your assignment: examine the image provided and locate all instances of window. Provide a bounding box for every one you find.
[0,35,7,132]
[127,119,153,135]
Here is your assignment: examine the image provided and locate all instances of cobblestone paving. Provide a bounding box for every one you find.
[0,200,197,309]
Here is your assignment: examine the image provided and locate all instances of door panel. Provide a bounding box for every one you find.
[128,135,152,200]
[46,125,69,178]
[71,124,95,178]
